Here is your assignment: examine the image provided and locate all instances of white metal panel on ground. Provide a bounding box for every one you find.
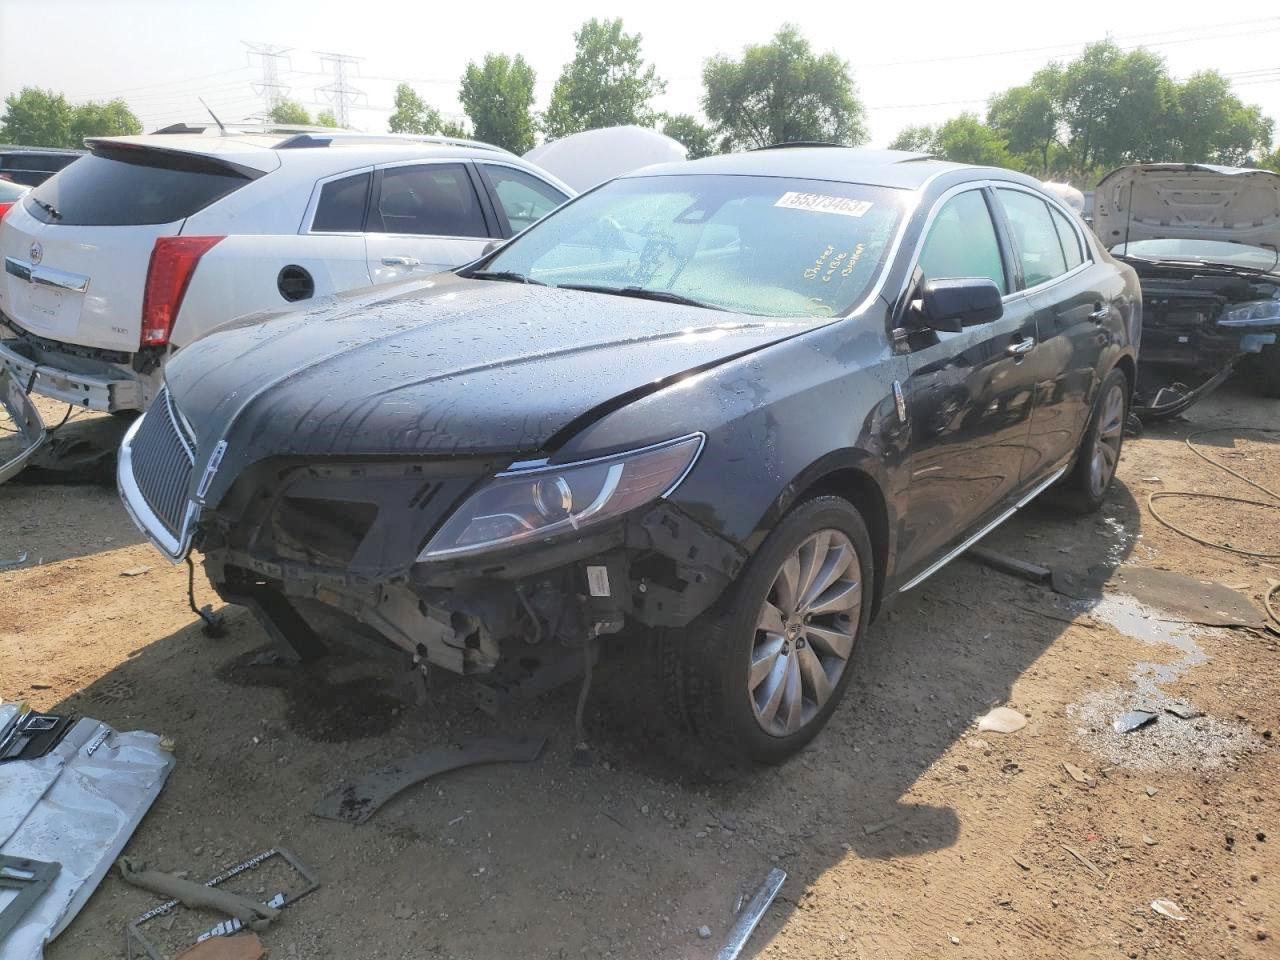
[0,714,174,960]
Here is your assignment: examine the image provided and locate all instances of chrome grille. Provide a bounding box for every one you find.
[130,389,195,538]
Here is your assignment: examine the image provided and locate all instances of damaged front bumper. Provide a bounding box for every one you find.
[1134,327,1277,420]
[0,367,48,484]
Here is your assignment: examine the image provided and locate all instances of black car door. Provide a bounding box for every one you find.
[993,187,1108,477]
[895,186,1041,579]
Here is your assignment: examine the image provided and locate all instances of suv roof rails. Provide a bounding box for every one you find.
[151,121,337,136]
[0,143,86,155]
[272,131,513,154]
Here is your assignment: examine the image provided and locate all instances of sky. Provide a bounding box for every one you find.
[3,0,1278,149]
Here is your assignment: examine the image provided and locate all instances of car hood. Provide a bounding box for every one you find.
[1094,163,1280,249]
[164,273,812,502]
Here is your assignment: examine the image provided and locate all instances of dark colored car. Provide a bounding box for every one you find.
[118,148,1140,763]
[1094,163,1280,413]
[0,146,83,188]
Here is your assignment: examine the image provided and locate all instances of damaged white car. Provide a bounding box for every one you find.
[1094,162,1280,415]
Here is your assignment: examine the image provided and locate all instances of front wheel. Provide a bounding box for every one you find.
[660,495,875,764]
[1058,367,1129,514]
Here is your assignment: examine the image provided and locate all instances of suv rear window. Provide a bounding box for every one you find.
[24,150,254,226]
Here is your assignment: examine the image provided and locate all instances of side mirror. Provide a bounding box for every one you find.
[918,277,1003,332]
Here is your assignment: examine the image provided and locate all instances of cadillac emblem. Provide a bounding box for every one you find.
[28,241,42,265]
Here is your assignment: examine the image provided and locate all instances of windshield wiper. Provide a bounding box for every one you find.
[555,283,724,311]
[464,270,546,285]
[31,199,61,221]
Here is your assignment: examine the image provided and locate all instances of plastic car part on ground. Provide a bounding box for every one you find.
[0,368,48,484]
[0,705,174,960]
[523,125,687,191]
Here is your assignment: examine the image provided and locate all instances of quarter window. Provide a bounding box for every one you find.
[996,188,1068,287]
[918,190,1008,294]
[311,172,370,233]
[1050,205,1085,271]
[479,164,568,235]
[370,163,487,238]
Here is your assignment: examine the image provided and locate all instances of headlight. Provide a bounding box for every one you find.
[1218,299,1280,328]
[417,433,704,560]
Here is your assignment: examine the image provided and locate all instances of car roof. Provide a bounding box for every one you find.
[625,147,1018,191]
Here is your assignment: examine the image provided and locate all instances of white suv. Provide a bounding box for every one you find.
[0,130,573,419]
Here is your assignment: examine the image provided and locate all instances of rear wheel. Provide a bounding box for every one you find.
[660,496,874,764]
[1058,367,1128,514]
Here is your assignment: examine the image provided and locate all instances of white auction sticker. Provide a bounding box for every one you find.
[774,192,873,218]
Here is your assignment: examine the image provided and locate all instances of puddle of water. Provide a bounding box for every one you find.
[1066,593,1263,773]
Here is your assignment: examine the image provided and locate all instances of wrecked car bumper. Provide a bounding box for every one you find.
[0,366,47,483]
[0,331,147,413]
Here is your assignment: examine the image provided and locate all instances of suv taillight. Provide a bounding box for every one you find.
[0,202,13,221]
[141,236,224,347]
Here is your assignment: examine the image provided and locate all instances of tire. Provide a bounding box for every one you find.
[1058,366,1129,514]
[659,495,875,765]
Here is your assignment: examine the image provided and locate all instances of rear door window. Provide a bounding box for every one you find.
[1049,205,1085,271]
[996,188,1069,287]
[311,171,370,233]
[23,151,253,226]
[369,163,488,238]
[918,189,1008,294]
[478,164,569,235]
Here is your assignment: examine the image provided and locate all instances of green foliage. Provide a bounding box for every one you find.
[316,109,339,128]
[439,119,471,139]
[460,54,537,153]
[702,25,866,150]
[268,99,312,125]
[889,114,1013,167]
[388,82,443,135]
[1165,71,1273,165]
[1,88,141,147]
[986,65,1062,174]
[1259,146,1280,173]
[1,87,74,147]
[1058,41,1169,173]
[543,18,665,139]
[661,113,718,159]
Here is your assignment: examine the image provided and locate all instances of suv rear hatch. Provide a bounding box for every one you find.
[0,139,272,354]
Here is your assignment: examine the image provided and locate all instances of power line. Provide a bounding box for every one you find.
[244,41,293,114]
[315,52,367,127]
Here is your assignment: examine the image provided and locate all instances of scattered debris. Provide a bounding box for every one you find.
[0,712,174,960]
[174,933,266,960]
[0,552,29,570]
[118,859,280,931]
[126,848,319,960]
[1165,703,1203,720]
[977,707,1027,734]
[698,925,712,939]
[1146,786,1159,798]
[0,856,60,944]
[1113,710,1159,733]
[862,818,896,836]
[1062,844,1105,879]
[120,566,152,578]
[967,546,1051,584]
[312,736,546,824]
[1142,835,1158,846]
[1,707,72,762]
[1061,762,1094,786]
[1012,855,1031,871]
[1151,899,1189,921]
[714,866,786,960]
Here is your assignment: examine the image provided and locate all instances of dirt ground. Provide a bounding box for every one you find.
[2,384,1277,960]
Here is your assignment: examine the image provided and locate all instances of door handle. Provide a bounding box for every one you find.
[381,256,421,267]
[1007,336,1036,357]
[1089,305,1110,322]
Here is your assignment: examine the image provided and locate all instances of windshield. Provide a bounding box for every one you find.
[1113,238,1280,273]
[476,174,906,318]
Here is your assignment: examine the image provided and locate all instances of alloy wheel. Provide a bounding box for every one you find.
[1089,382,1126,498]
[749,529,862,737]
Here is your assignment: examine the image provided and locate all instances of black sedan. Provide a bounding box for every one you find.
[118,148,1140,763]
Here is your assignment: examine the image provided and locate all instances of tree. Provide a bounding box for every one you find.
[459,53,537,153]
[268,99,312,125]
[889,114,1012,167]
[543,18,666,139]
[0,87,74,147]
[316,109,339,128]
[1166,71,1273,165]
[661,113,718,159]
[702,25,867,150]
[1260,145,1280,174]
[388,82,443,135]
[439,119,471,139]
[987,65,1063,175]
[69,99,141,141]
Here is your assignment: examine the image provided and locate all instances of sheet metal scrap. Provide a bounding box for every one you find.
[125,848,319,960]
[0,368,48,485]
[714,867,787,960]
[312,735,546,825]
[0,856,61,944]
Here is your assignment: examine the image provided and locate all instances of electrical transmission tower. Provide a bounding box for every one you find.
[315,52,367,128]
[243,41,293,115]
